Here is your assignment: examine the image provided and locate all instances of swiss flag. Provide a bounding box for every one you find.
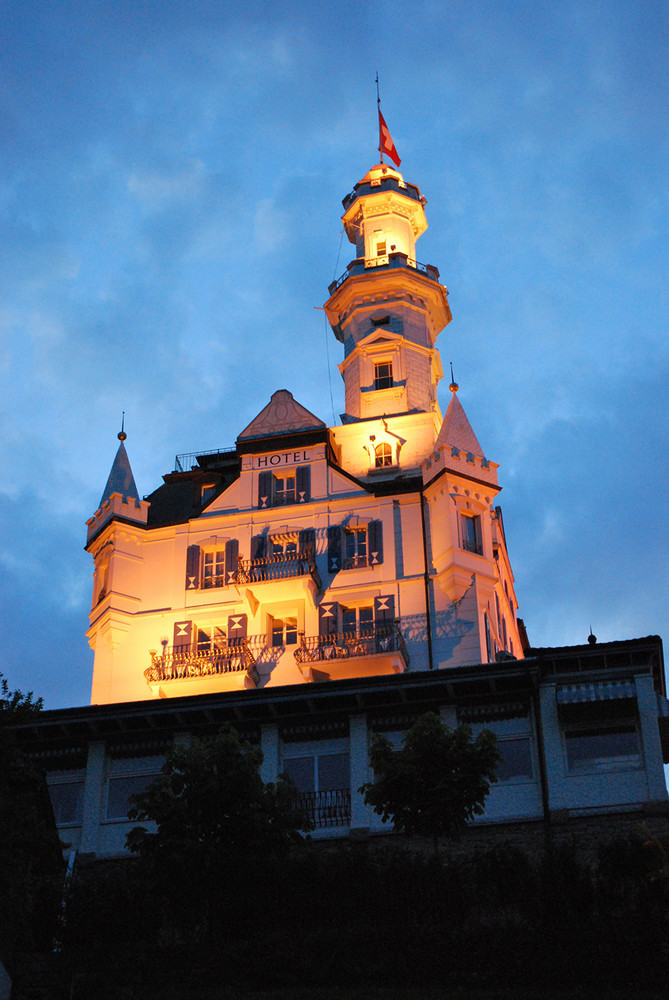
[378,110,401,168]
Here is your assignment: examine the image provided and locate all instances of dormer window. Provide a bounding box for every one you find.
[375,443,393,468]
[374,361,393,390]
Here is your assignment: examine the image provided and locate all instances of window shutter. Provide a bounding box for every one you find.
[250,534,266,560]
[225,539,239,585]
[227,612,247,646]
[296,465,311,503]
[299,528,316,558]
[258,470,273,509]
[185,545,200,590]
[173,620,192,651]
[327,525,341,572]
[368,520,384,566]
[374,595,395,623]
[319,602,339,637]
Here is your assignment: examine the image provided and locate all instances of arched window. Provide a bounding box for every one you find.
[375,442,393,468]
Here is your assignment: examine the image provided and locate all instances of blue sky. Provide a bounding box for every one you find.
[1,0,667,709]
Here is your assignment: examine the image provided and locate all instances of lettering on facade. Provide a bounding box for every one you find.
[255,451,310,469]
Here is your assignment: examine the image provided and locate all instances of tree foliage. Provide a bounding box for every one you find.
[126,725,311,863]
[360,712,501,851]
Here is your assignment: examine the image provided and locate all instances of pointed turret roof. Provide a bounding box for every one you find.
[237,390,326,442]
[99,437,140,508]
[434,390,484,458]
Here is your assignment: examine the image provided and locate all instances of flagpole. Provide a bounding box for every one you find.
[376,72,383,163]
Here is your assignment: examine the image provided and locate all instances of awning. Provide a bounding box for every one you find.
[556,680,636,704]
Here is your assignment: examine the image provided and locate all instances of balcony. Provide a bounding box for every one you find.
[235,552,322,601]
[296,789,351,829]
[144,640,259,696]
[328,253,440,295]
[294,622,409,682]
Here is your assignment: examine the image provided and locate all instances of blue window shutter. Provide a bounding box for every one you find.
[227,613,247,645]
[173,620,192,650]
[374,595,395,623]
[296,465,311,503]
[299,528,316,558]
[225,539,239,585]
[319,602,339,636]
[258,470,273,509]
[368,520,384,566]
[185,545,200,590]
[250,534,266,560]
[327,526,341,573]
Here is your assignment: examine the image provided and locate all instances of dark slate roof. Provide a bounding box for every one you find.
[99,440,140,508]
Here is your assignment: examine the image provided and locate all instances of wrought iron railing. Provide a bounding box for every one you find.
[328,253,440,294]
[145,639,259,687]
[294,621,409,666]
[462,539,483,555]
[174,446,236,473]
[235,551,321,590]
[296,789,351,828]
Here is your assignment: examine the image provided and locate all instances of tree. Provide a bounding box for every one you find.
[125,725,311,939]
[0,674,62,967]
[360,712,500,854]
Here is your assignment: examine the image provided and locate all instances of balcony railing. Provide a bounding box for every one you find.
[235,551,322,590]
[296,789,351,828]
[294,621,409,666]
[462,539,483,555]
[145,639,259,687]
[328,253,440,294]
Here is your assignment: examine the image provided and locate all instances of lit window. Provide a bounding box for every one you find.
[271,616,298,647]
[374,361,393,390]
[342,605,374,636]
[461,514,482,555]
[375,442,393,467]
[196,626,226,653]
[203,550,226,588]
[565,725,640,772]
[344,527,367,569]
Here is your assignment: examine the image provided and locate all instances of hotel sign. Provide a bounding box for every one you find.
[255,450,311,469]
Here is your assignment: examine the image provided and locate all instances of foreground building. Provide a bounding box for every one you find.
[17,159,669,856]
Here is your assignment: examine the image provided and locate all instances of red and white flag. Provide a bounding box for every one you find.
[378,110,401,168]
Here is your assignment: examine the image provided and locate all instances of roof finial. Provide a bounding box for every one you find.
[376,72,382,164]
[449,362,459,393]
[588,627,597,645]
[118,411,127,442]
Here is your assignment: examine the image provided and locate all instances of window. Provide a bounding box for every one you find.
[272,539,298,559]
[376,240,387,257]
[48,780,84,825]
[374,361,393,390]
[282,752,351,828]
[344,527,367,569]
[196,625,226,653]
[106,774,159,821]
[375,442,393,467]
[342,605,374,636]
[203,550,225,588]
[461,514,482,555]
[201,483,217,505]
[565,725,640,772]
[328,520,383,572]
[258,466,311,509]
[497,738,533,782]
[271,616,298,647]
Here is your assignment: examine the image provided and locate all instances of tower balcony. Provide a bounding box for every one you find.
[294,621,409,682]
[144,640,259,696]
[328,253,440,296]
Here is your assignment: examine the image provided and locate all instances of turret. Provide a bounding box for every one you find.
[324,163,451,421]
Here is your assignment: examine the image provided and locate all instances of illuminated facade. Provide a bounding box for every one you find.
[85,162,524,706]
[23,161,667,858]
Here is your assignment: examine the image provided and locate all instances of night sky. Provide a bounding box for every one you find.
[1,1,667,709]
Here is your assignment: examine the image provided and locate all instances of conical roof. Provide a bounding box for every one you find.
[99,439,140,508]
[237,390,326,442]
[434,391,485,458]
